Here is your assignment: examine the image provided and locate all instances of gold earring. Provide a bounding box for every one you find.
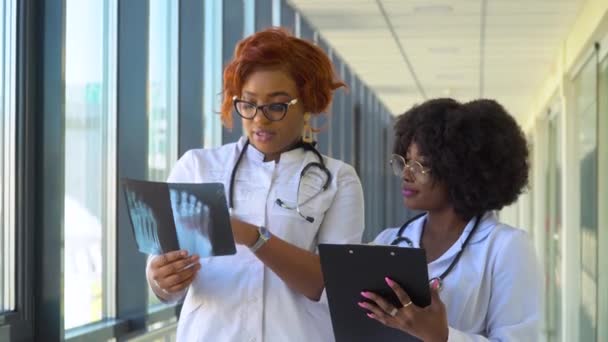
[302,112,314,143]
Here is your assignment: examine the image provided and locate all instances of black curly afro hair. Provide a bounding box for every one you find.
[393,98,529,220]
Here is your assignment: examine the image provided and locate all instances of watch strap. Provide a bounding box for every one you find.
[249,226,269,253]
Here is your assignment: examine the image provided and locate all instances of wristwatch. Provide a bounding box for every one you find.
[249,225,271,253]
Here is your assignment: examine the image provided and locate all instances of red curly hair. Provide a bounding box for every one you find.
[221,27,345,128]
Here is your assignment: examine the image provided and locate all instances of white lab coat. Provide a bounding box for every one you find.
[373,211,542,341]
[157,137,365,342]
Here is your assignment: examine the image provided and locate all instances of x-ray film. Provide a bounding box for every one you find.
[121,178,236,257]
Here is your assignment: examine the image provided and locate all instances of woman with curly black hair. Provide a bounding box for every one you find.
[357,98,541,341]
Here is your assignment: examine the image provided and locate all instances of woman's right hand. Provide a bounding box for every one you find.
[148,250,201,300]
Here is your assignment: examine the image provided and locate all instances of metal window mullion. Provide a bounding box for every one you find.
[373,96,379,231]
[116,0,149,327]
[7,0,39,339]
[343,66,351,164]
[299,17,314,41]
[350,76,356,169]
[364,88,372,238]
[279,0,294,33]
[221,0,244,145]
[178,0,205,155]
[34,0,66,339]
[315,38,330,155]
[331,56,342,159]
[254,0,272,31]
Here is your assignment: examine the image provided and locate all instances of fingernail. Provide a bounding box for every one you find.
[385,277,394,286]
[357,302,366,308]
[360,291,370,298]
[367,313,374,318]
[180,250,187,257]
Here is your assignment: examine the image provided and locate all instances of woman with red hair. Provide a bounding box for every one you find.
[146,28,364,341]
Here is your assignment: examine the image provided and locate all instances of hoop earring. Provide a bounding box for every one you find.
[302,112,314,143]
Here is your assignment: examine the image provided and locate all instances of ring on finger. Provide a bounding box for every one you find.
[389,307,398,317]
[402,300,413,308]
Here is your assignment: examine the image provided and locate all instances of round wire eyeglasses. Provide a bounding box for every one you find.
[389,154,432,184]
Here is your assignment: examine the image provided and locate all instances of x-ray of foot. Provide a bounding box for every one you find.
[170,189,213,256]
[126,189,161,255]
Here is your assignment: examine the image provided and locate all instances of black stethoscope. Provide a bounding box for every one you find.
[390,213,482,290]
[228,139,332,223]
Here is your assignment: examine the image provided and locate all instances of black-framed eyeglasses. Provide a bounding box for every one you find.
[389,154,432,184]
[232,96,298,122]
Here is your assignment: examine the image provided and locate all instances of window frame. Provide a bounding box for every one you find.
[1,0,18,316]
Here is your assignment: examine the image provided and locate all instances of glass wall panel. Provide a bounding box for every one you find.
[148,0,178,182]
[0,0,17,313]
[64,0,116,329]
[574,55,598,342]
[203,0,223,148]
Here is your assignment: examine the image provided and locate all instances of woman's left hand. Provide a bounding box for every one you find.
[229,217,259,247]
[358,277,449,342]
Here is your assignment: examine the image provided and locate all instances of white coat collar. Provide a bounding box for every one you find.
[237,136,309,165]
[401,211,498,264]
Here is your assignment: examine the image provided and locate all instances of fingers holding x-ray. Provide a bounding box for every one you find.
[127,189,161,255]
[170,189,213,257]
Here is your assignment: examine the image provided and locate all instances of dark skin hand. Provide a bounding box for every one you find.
[358,277,449,342]
[148,250,201,301]
[230,217,325,301]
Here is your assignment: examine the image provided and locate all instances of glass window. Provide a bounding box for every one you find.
[148,0,179,307]
[148,0,178,183]
[598,51,608,342]
[546,110,562,341]
[573,55,598,341]
[1,0,17,314]
[64,0,116,329]
[524,137,534,236]
[204,1,224,148]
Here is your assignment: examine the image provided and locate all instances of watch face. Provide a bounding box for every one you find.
[259,226,271,239]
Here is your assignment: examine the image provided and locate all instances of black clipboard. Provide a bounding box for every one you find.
[319,244,431,342]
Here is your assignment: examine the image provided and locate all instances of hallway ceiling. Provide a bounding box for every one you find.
[289,0,584,122]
